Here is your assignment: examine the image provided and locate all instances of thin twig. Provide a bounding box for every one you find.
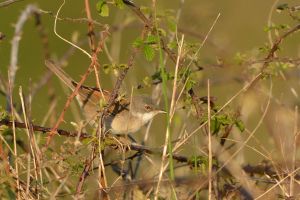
[44,61,95,147]
[39,8,106,27]
[8,4,39,107]
[7,72,20,199]
[83,0,109,199]
[19,87,41,199]
[262,24,300,70]
[0,119,90,138]
[207,79,212,200]
[0,0,24,8]
[53,0,92,59]
[75,148,97,198]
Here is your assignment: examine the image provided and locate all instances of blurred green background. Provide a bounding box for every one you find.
[1,0,300,198]
[0,0,299,150]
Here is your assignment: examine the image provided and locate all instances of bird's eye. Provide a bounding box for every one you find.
[144,105,152,111]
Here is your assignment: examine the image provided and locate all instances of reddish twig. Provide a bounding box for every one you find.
[248,23,300,89]
[75,148,97,198]
[75,1,110,198]
[106,46,139,107]
[45,61,95,148]
[84,0,97,53]
[263,24,300,67]
[39,8,106,27]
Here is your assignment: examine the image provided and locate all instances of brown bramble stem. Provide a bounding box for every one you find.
[45,62,95,147]
[0,119,188,163]
[0,119,89,139]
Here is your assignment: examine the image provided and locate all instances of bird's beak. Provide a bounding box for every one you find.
[157,110,167,114]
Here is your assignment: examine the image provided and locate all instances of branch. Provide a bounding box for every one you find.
[123,0,177,63]
[249,23,300,89]
[0,119,188,163]
[75,148,97,197]
[9,5,39,88]
[103,26,149,114]
[262,24,300,70]
[0,119,89,139]
[0,0,24,8]
[45,61,95,147]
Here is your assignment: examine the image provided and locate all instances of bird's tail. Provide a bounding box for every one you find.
[45,60,76,91]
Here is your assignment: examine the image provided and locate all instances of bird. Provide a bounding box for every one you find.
[45,60,165,135]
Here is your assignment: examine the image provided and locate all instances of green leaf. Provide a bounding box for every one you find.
[6,187,16,199]
[264,24,289,32]
[258,44,271,53]
[118,64,129,70]
[82,137,96,145]
[96,0,109,17]
[234,52,247,64]
[98,98,107,110]
[276,3,289,11]
[114,0,125,9]
[157,28,167,37]
[151,70,162,81]
[168,41,178,50]
[145,34,158,44]
[167,18,177,32]
[189,155,207,168]
[140,6,151,14]
[143,45,155,61]
[102,64,111,74]
[218,115,231,125]
[185,79,196,91]
[0,106,9,121]
[132,37,143,48]
[143,76,151,87]
[211,116,221,134]
[235,119,245,132]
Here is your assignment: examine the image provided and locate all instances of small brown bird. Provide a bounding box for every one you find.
[45,60,165,134]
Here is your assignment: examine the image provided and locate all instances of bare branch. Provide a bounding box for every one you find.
[0,0,24,8]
